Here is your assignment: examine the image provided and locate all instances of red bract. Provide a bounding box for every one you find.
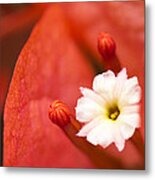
[0,3,48,120]
[4,5,94,168]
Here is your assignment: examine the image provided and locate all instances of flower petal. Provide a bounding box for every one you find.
[113,127,125,152]
[120,123,135,140]
[119,77,141,106]
[80,87,106,107]
[128,85,141,104]
[113,68,127,99]
[122,104,140,114]
[76,118,102,137]
[86,121,114,148]
[76,97,103,122]
[118,113,140,128]
[115,139,125,152]
[92,70,115,102]
[93,70,115,93]
[96,123,114,148]
[117,68,127,80]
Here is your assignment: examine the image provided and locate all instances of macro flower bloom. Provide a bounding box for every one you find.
[76,68,141,152]
[3,2,144,168]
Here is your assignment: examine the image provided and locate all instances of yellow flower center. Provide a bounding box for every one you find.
[107,105,120,121]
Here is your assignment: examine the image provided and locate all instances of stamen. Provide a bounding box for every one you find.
[108,105,120,121]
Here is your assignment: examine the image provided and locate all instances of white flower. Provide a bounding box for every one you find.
[75,68,141,152]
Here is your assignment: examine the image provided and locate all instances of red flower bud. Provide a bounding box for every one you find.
[49,100,71,127]
[98,32,116,60]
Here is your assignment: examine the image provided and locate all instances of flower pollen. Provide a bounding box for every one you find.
[107,104,120,121]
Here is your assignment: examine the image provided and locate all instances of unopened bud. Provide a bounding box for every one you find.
[49,100,71,127]
[98,32,116,60]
